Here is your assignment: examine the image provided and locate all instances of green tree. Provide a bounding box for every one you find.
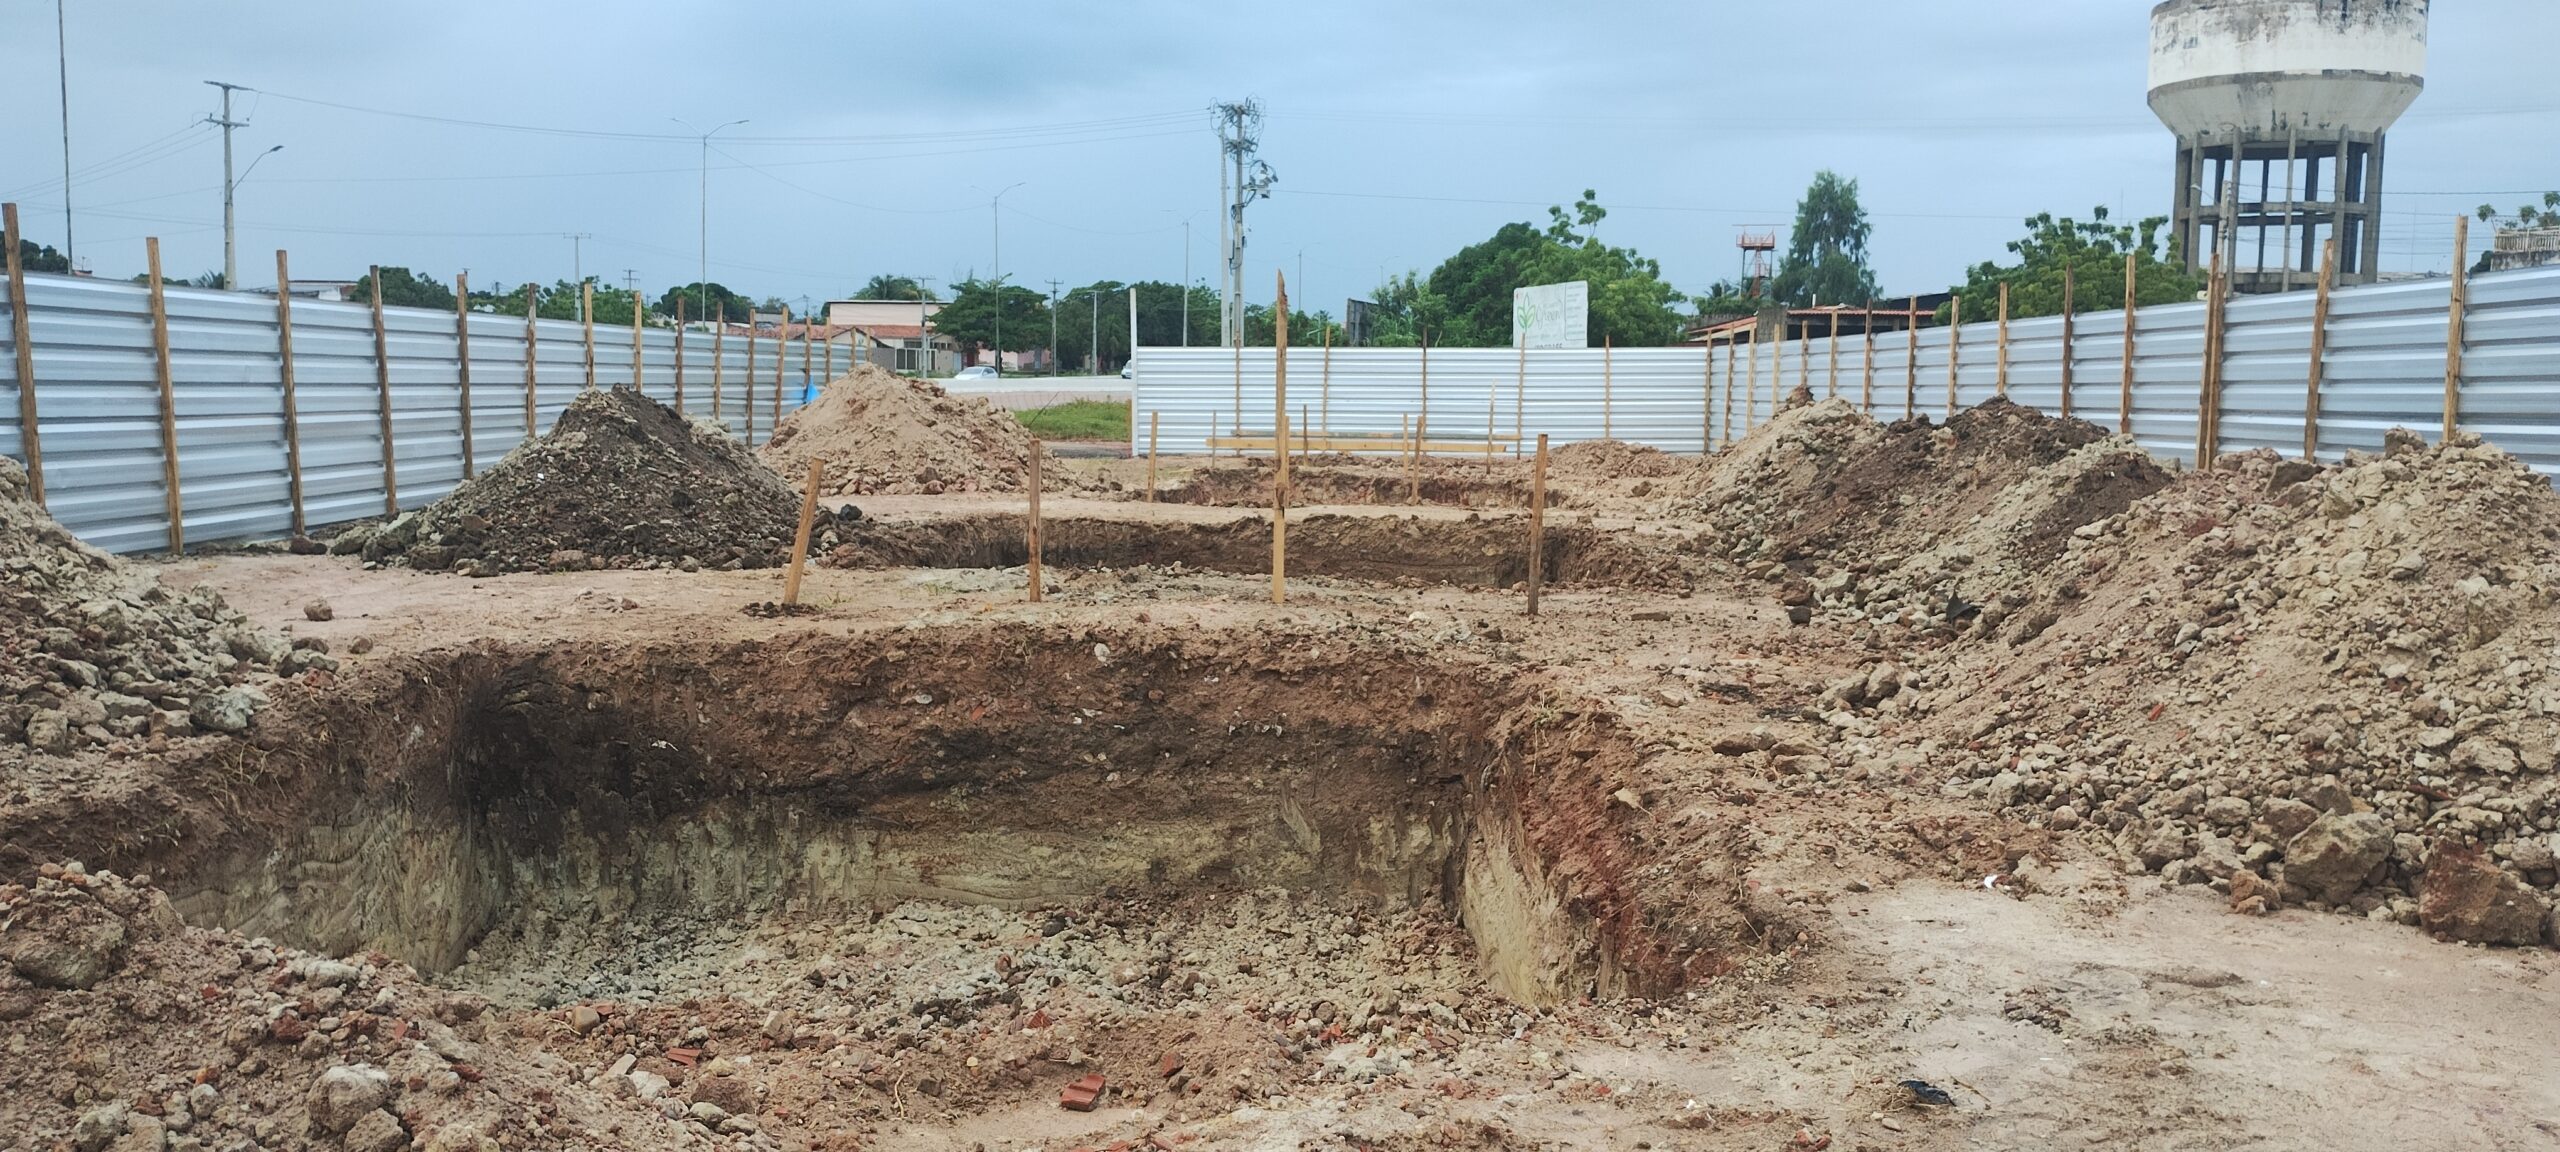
[2476,191,2560,228]
[361,266,458,311]
[655,282,753,322]
[1050,281,1223,369]
[12,237,70,274]
[1943,207,2203,323]
[853,274,930,301]
[1365,190,1690,347]
[1770,171,1880,308]
[931,278,1050,357]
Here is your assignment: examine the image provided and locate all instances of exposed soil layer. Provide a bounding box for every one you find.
[0,457,295,756]
[333,387,831,575]
[761,367,1061,496]
[1154,458,1561,510]
[823,513,1697,592]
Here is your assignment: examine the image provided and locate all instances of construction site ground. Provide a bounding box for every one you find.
[5,417,2559,1152]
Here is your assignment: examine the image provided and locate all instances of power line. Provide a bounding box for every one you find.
[248,88,1200,146]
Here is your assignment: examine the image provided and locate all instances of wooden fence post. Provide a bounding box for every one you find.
[580,282,596,389]
[1945,297,1962,419]
[744,321,758,444]
[1273,273,1290,498]
[1323,324,1336,441]
[2059,268,2076,422]
[2304,238,2337,459]
[1527,433,1548,617]
[1025,444,1044,602]
[2120,253,2138,435]
[1797,322,1810,397]
[1826,309,1841,398]
[1995,283,2011,397]
[1514,334,1525,456]
[713,304,727,426]
[455,272,476,477]
[1722,338,1736,445]
[1602,334,1613,440]
[821,322,833,385]
[798,316,812,413]
[2198,256,2226,467]
[522,287,538,441]
[674,296,687,413]
[1861,302,1876,414]
[3,204,43,507]
[369,264,399,516]
[1419,330,1431,458]
[630,287,644,390]
[1744,331,1758,433]
[1701,338,1713,452]
[1903,295,1920,419]
[2443,214,2469,442]
[147,239,185,552]
[274,250,304,534]
[772,305,789,433]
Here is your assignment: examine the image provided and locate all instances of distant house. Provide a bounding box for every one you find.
[260,279,363,302]
[1687,296,1951,344]
[824,299,944,329]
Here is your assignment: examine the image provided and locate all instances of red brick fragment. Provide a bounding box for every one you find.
[1060,1073,1107,1111]
[666,1046,703,1067]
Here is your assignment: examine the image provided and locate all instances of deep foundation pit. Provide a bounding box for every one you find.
[155,626,1725,1021]
[825,512,1696,593]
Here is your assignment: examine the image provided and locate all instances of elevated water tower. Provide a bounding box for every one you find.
[2148,0,2426,292]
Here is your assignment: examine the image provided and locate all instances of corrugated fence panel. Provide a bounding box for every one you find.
[13,265,2560,553]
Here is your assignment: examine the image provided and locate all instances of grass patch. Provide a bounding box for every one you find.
[1014,399,1130,442]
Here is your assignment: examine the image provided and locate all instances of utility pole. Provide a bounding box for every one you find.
[56,0,73,267]
[1213,100,1276,347]
[916,277,936,376]
[205,80,247,289]
[673,117,747,327]
[1090,290,1101,376]
[1181,219,1190,347]
[1046,280,1062,377]
[986,182,1023,374]
[623,269,639,294]
[565,234,591,320]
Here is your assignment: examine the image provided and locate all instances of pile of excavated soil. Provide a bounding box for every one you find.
[337,387,835,575]
[1547,439,1698,481]
[0,458,303,755]
[760,366,1056,496]
[1816,434,2560,947]
[0,865,699,1152]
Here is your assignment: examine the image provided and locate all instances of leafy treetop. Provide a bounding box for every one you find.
[1942,207,2204,324]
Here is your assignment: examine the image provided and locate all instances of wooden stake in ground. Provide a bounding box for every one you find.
[456,272,476,477]
[275,250,304,534]
[580,283,596,389]
[1797,321,1810,396]
[713,303,727,424]
[2443,214,2470,442]
[1514,335,1526,456]
[1722,338,1737,446]
[1271,410,1288,605]
[147,239,185,552]
[1994,283,2011,397]
[782,458,822,606]
[1418,329,1432,460]
[522,285,539,441]
[1403,413,1419,503]
[1323,324,1336,441]
[2199,255,2225,466]
[1700,338,1713,453]
[1273,272,1290,497]
[1526,433,1548,617]
[369,264,399,517]
[2304,238,2337,459]
[772,305,789,433]
[800,316,813,412]
[821,321,833,386]
[1025,444,1044,603]
[1144,411,1160,503]
[2120,253,2138,435]
[2059,268,2076,422]
[1744,330,1757,433]
[2,204,43,507]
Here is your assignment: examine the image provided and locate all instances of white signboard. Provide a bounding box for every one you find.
[1512,280,1590,349]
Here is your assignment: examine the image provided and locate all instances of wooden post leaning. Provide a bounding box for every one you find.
[369,264,399,516]
[1026,445,1044,603]
[2059,268,2076,422]
[2443,214,2470,442]
[3,204,44,506]
[1527,433,1549,617]
[522,287,539,442]
[1995,283,2011,397]
[783,458,823,606]
[456,272,476,477]
[1144,411,1160,503]
[2304,239,2338,459]
[580,282,596,389]
[147,239,185,551]
[2120,253,2138,435]
[274,250,305,533]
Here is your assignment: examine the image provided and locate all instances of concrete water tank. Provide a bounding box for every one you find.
[2148,0,2427,291]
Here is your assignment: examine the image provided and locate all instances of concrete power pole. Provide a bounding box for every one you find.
[1089,290,1101,376]
[1046,280,1062,377]
[1213,100,1276,348]
[205,80,246,289]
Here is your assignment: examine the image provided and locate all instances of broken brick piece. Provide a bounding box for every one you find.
[1060,1073,1107,1112]
[1157,1053,1184,1078]
[666,1046,703,1068]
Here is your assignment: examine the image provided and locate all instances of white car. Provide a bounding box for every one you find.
[950,365,1000,382]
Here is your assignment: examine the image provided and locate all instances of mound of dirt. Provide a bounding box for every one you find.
[1838,435,2560,943]
[1547,439,1697,481]
[337,387,835,575]
[0,458,300,755]
[760,366,1055,496]
[0,864,698,1152]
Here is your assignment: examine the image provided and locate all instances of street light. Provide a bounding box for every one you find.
[672,117,748,326]
[977,182,1025,375]
[223,143,282,289]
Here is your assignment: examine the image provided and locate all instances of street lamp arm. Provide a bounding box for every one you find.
[231,144,283,192]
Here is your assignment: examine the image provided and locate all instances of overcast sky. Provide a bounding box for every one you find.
[5,1,2553,314]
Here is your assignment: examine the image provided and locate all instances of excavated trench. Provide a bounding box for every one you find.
[148,627,1706,1006]
[1154,462,1562,511]
[827,513,1694,593]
